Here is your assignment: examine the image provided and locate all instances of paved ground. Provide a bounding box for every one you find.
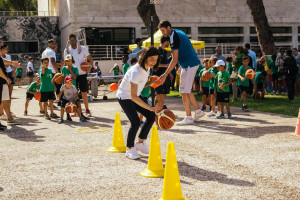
[0,86,299,200]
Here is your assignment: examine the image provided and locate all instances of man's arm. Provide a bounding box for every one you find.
[2,58,19,67]
[50,57,59,73]
[0,67,11,85]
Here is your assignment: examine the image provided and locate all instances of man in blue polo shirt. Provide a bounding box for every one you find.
[158,20,204,125]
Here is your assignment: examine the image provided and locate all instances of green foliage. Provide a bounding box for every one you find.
[168,91,300,117]
[0,0,37,11]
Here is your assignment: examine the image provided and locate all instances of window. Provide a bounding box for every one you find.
[198,27,243,34]
[4,41,39,53]
[85,28,136,45]
[250,27,292,34]
[141,27,148,36]
[174,27,191,35]
[198,37,244,43]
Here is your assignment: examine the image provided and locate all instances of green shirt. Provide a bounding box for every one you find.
[216,71,230,93]
[234,53,244,70]
[269,61,278,74]
[112,67,120,76]
[195,65,203,81]
[39,68,54,92]
[199,68,209,88]
[123,63,130,75]
[141,85,150,98]
[237,65,250,87]
[61,66,79,87]
[208,68,218,90]
[227,62,233,75]
[16,68,23,76]
[26,81,40,93]
[255,71,266,84]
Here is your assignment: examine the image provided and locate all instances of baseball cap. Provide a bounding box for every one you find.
[114,63,119,67]
[64,75,73,82]
[214,60,225,67]
[65,54,73,61]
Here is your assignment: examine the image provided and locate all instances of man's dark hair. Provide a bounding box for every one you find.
[245,43,251,49]
[24,55,29,59]
[48,39,55,44]
[41,57,49,63]
[68,34,76,39]
[158,20,172,29]
[161,36,170,44]
[135,38,142,44]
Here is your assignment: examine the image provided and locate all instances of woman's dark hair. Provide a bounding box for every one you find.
[138,46,161,71]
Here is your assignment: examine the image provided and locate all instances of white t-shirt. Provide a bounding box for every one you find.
[42,47,56,74]
[27,61,34,72]
[3,54,13,73]
[64,45,90,75]
[116,63,150,100]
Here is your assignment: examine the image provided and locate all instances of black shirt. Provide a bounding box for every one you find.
[153,46,169,76]
[0,57,7,84]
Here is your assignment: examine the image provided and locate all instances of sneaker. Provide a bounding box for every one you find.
[201,105,206,111]
[0,114,7,120]
[45,114,51,120]
[209,105,212,111]
[227,113,232,119]
[194,109,205,120]
[176,117,194,126]
[67,114,72,121]
[135,141,149,154]
[86,109,92,117]
[50,113,59,119]
[82,115,90,120]
[216,111,222,117]
[80,116,87,122]
[7,120,21,125]
[207,111,216,117]
[217,113,225,119]
[125,147,140,160]
[58,118,64,124]
[244,105,248,111]
[40,110,45,114]
[24,111,28,116]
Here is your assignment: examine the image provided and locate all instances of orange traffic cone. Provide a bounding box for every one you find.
[292,109,300,136]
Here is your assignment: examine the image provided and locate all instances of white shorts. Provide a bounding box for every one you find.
[179,66,198,93]
[2,84,9,101]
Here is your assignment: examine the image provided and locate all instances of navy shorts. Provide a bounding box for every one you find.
[216,92,229,103]
[209,89,215,95]
[40,91,56,102]
[7,72,15,84]
[201,87,209,96]
[238,85,249,93]
[76,74,88,93]
[155,76,170,95]
[272,73,278,82]
[16,76,22,79]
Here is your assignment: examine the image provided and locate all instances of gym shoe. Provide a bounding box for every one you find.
[67,113,72,121]
[194,109,205,120]
[24,111,28,116]
[243,105,248,111]
[0,114,7,120]
[209,105,212,111]
[125,147,140,160]
[80,116,87,122]
[58,118,64,124]
[50,113,59,119]
[217,113,225,119]
[227,113,232,119]
[45,114,51,120]
[176,117,194,126]
[135,141,149,154]
[86,109,92,117]
[207,111,216,116]
[201,105,206,111]
[40,110,45,114]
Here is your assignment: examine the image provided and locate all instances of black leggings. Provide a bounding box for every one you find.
[118,98,155,148]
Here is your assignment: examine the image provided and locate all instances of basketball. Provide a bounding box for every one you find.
[34,92,41,101]
[149,75,161,88]
[255,91,264,99]
[65,102,77,113]
[202,70,212,81]
[53,73,64,84]
[80,61,90,71]
[155,109,176,130]
[110,83,118,91]
[246,69,256,79]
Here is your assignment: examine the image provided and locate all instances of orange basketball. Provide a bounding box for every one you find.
[246,69,256,79]
[53,73,64,84]
[65,102,77,113]
[149,75,161,88]
[155,109,176,130]
[110,83,118,91]
[255,91,264,99]
[34,92,41,101]
[80,61,90,71]
[202,70,212,81]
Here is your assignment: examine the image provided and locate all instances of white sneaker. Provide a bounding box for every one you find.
[194,109,205,120]
[176,117,194,126]
[135,141,149,154]
[207,111,216,117]
[0,114,7,120]
[125,147,140,160]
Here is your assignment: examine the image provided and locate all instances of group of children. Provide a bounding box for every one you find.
[25,55,89,124]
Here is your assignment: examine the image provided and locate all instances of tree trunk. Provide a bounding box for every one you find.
[137,0,160,37]
[246,0,276,55]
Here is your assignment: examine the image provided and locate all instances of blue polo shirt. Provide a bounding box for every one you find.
[170,29,200,69]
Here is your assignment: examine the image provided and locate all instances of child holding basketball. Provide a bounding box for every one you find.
[116,46,161,160]
[24,76,43,116]
[207,57,218,116]
[215,60,232,118]
[39,57,59,120]
[57,76,86,124]
[61,54,79,87]
[238,56,251,111]
[199,58,210,111]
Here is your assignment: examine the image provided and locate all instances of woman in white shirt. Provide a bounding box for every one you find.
[117,46,161,159]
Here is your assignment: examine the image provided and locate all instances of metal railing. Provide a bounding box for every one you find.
[0,11,59,16]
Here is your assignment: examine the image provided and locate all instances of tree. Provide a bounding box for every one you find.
[0,0,37,11]
[247,0,276,55]
[137,0,160,37]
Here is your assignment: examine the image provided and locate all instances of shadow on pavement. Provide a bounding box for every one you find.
[2,127,46,142]
[0,187,3,192]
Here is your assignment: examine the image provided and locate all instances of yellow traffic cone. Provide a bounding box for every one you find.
[159,142,187,200]
[140,126,164,178]
[292,109,300,136]
[107,113,127,153]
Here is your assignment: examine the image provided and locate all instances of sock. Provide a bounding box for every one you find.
[187,116,193,120]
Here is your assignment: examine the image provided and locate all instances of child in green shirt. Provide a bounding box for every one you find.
[16,66,23,88]
[24,76,43,116]
[199,58,210,111]
[268,54,279,94]
[215,60,232,118]
[110,63,123,83]
[207,57,218,116]
[61,54,79,87]
[237,56,251,111]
